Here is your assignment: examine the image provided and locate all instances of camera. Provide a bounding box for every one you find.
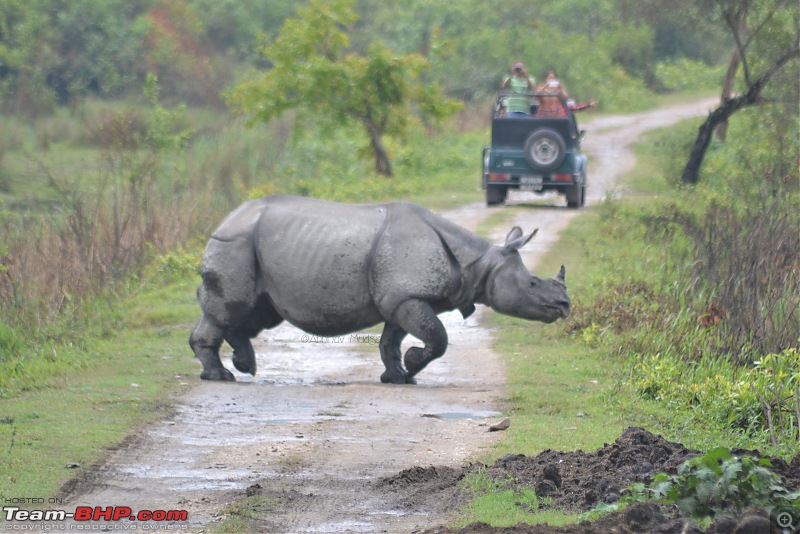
[514,66,522,73]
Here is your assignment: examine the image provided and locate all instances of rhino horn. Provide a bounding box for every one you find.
[557,265,566,281]
[504,228,538,252]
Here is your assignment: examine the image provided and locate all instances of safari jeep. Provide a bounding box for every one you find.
[482,92,587,207]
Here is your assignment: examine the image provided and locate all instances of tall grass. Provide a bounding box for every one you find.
[566,100,800,455]
[0,98,239,395]
[668,194,799,358]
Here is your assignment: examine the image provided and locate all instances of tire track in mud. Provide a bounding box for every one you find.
[53,98,717,533]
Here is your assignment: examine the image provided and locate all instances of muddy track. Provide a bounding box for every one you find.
[56,99,717,533]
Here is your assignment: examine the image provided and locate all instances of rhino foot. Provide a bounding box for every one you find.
[200,367,236,381]
[232,347,256,376]
[404,347,428,378]
[380,370,417,385]
[227,329,257,376]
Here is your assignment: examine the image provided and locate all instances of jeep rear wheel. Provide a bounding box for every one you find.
[566,183,585,208]
[486,185,507,206]
[523,128,567,172]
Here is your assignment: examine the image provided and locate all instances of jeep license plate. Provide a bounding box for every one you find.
[519,176,543,191]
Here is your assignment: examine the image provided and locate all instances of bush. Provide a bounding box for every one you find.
[656,59,726,92]
[651,447,799,520]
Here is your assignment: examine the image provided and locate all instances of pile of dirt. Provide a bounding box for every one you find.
[422,504,780,533]
[401,427,800,534]
[482,426,699,511]
[376,465,470,516]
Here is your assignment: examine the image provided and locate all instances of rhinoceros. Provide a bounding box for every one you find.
[189,195,570,384]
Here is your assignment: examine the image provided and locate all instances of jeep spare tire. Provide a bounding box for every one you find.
[523,128,567,172]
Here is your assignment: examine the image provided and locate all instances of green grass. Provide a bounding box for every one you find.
[0,277,200,500]
[491,323,634,456]
[456,466,581,528]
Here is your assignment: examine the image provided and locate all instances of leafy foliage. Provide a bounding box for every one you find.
[656,59,726,91]
[225,0,460,175]
[582,448,800,522]
[0,0,733,113]
[651,448,799,520]
[0,0,151,112]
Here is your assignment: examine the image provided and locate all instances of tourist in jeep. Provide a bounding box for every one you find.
[501,61,536,117]
[536,70,569,117]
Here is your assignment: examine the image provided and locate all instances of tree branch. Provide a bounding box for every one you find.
[682,42,800,184]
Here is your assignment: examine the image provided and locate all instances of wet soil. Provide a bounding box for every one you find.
[54,99,723,533]
[418,427,800,533]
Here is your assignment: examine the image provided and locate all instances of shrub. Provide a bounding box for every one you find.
[655,59,725,92]
[651,447,799,520]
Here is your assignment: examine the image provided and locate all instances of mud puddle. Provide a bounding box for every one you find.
[51,98,719,533]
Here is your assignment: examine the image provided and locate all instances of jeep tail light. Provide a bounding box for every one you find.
[554,174,573,182]
[489,173,510,181]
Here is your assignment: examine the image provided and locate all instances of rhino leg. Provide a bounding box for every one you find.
[392,299,448,382]
[379,323,412,384]
[226,294,284,376]
[190,314,236,381]
[227,328,256,376]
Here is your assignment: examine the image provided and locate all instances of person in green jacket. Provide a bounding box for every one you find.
[501,61,536,116]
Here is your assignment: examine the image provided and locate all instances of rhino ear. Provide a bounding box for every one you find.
[557,265,566,281]
[504,228,538,252]
[505,226,523,245]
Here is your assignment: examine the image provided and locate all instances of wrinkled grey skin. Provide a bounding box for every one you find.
[189,195,570,384]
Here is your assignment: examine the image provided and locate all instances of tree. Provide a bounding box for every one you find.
[225,0,459,176]
[681,0,800,185]
[0,0,151,111]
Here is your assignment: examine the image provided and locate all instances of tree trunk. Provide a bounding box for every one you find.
[681,93,756,185]
[716,13,746,142]
[716,45,741,141]
[363,119,393,177]
[680,46,799,185]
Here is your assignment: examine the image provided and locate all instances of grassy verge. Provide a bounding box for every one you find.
[457,465,581,528]
[0,275,200,499]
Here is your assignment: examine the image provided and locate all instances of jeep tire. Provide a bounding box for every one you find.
[566,183,585,208]
[523,128,567,172]
[486,185,507,206]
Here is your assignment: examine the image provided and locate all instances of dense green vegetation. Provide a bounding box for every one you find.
[226,0,462,176]
[0,0,729,114]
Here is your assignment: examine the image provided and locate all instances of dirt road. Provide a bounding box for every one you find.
[58,98,717,533]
